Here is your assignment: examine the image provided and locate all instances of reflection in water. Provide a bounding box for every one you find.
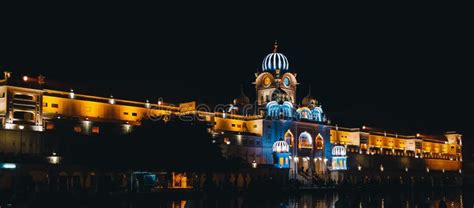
[157,189,469,208]
[10,189,470,207]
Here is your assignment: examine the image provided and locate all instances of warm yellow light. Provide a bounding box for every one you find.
[19,125,25,130]
[23,76,28,81]
[358,165,362,171]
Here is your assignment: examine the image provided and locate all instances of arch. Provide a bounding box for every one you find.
[284,130,294,147]
[332,146,346,156]
[297,107,312,120]
[298,131,313,149]
[315,133,324,150]
[311,107,323,122]
[29,170,48,183]
[266,101,293,119]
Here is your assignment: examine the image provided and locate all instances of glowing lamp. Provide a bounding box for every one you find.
[405,167,408,172]
[1,163,16,169]
[69,89,75,99]
[251,160,257,168]
[19,125,25,130]
[358,164,362,171]
[23,76,28,82]
[109,95,115,104]
[145,100,151,108]
[380,165,384,172]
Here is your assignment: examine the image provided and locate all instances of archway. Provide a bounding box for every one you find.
[284,130,294,147]
[298,131,313,149]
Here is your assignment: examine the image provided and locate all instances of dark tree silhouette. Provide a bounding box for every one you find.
[59,118,239,172]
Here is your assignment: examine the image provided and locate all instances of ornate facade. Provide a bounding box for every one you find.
[0,42,463,179]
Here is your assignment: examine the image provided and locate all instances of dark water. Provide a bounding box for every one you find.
[122,189,470,208]
[6,189,472,207]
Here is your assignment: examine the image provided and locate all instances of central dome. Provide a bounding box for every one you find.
[262,41,289,71]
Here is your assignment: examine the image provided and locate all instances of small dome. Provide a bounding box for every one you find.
[302,95,318,107]
[301,85,319,107]
[262,41,289,71]
[273,139,290,153]
[233,86,250,105]
[332,145,346,156]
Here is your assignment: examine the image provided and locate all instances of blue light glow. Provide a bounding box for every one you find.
[1,163,16,169]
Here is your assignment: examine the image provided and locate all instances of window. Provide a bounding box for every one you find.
[132,113,137,116]
[284,130,294,147]
[231,124,236,127]
[0,92,4,98]
[74,126,82,133]
[298,131,313,149]
[124,112,129,115]
[51,103,59,108]
[316,134,323,149]
[46,122,55,130]
[13,111,34,120]
[43,102,48,107]
[14,94,34,100]
[253,125,257,128]
[237,124,242,128]
[92,127,100,134]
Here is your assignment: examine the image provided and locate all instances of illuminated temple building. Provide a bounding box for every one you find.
[0,42,463,182]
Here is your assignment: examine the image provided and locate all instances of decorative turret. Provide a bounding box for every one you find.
[272,138,291,168]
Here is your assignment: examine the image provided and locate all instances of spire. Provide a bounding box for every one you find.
[273,40,278,53]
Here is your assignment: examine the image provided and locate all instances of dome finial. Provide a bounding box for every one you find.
[273,40,278,53]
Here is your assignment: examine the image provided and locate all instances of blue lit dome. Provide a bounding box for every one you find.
[262,42,289,71]
[273,139,290,153]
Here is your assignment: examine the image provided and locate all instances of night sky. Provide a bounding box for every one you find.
[1,4,472,158]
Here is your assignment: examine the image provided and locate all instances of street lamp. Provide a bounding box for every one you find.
[19,125,25,155]
[47,152,62,165]
[251,160,257,168]
[380,165,384,172]
[358,164,362,171]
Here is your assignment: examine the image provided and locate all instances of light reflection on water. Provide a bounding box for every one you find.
[148,189,469,208]
[8,189,469,207]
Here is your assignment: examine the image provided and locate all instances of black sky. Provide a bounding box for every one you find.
[0,3,472,156]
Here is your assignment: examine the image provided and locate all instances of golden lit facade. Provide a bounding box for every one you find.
[0,42,463,174]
